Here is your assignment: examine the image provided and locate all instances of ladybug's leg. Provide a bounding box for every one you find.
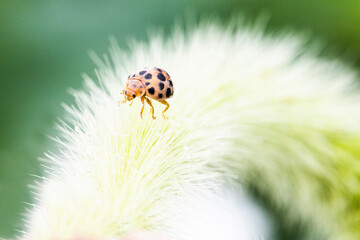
[140,96,145,119]
[158,100,169,120]
[145,97,156,120]
[121,89,127,104]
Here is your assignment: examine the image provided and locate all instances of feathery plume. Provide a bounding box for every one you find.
[20,19,360,240]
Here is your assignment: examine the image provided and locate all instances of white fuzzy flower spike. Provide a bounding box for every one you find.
[20,19,360,240]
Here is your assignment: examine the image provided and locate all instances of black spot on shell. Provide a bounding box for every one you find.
[145,82,151,86]
[145,73,152,79]
[158,93,163,99]
[157,68,162,72]
[148,87,155,95]
[165,71,170,78]
[132,94,136,98]
[166,88,171,98]
[128,75,130,79]
[169,80,173,87]
[132,74,136,77]
[139,70,146,75]
[125,90,127,94]
[159,82,164,90]
[140,91,143,94]
[140,85,143,88]
[157,73,166,81]
[132,84,137,88]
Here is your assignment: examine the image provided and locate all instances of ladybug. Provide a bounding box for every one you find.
[121,67,174,119]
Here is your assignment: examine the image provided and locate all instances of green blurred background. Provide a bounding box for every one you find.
[1,0,359,238]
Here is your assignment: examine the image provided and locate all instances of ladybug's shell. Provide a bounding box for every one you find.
[128,67,174,101]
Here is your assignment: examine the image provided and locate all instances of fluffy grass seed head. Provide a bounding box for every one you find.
[20,18,360,240]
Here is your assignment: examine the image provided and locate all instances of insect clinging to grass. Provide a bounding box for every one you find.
[121,67,174,119]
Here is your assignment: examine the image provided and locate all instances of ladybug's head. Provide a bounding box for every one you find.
[124,89,136,101]
[124,80,145,101]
